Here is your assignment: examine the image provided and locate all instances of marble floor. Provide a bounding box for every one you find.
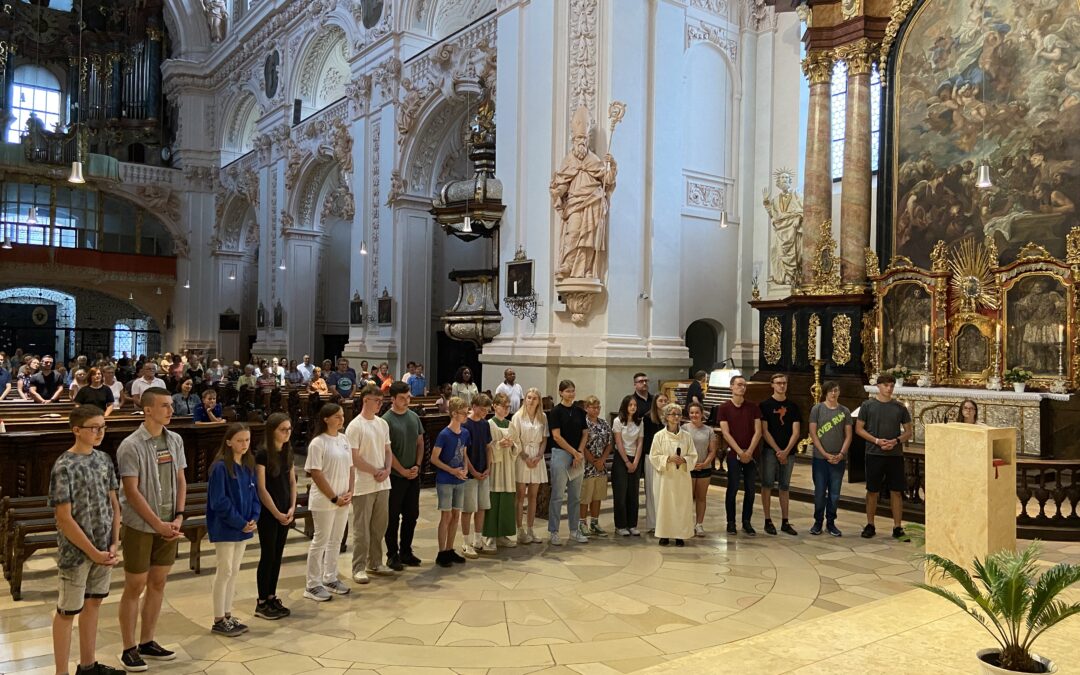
[3,485,1078,674]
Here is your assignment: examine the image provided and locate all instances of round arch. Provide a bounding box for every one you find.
[400,95,472,198]
[216,195,258,252]
[684,318,726,377]
[291,25,349,119]
[220,93,260,163]
[681,40,740,181]
[402,0,497,39]
[162,0,211,59]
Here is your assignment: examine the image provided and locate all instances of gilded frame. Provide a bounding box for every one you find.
[874,256,946,379]
[949,312,994,385]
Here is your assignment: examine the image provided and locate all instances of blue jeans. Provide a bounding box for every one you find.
[725,456,757,525]
[548,450,583,534]
[812,457,846,525]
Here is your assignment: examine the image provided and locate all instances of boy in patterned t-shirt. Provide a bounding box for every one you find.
[49,405,123,675]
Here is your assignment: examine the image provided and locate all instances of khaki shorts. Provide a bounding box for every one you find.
[581,475,608,503]
[121,525,178,574]
[57,559,113,615]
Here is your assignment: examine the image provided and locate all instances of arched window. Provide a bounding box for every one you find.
[830,61,881,180]
[112,320,149,359]
[7,65,62,144]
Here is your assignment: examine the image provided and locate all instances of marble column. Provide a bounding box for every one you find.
[800,50,834,285]
[838,39,874,285]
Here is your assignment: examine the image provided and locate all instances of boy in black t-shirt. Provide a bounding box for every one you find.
[759,374,801,536]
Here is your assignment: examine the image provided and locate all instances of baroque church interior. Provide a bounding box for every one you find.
[0,0,1079,673]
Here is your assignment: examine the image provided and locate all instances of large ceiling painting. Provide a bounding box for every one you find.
[893,0,1080,267]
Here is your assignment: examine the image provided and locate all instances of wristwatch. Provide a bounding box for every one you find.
[330,495,339,504]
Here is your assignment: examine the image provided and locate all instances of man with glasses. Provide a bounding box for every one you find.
[631,373,652,422]
[30,355,65,404]
[116,388,187,671]
[717,376,763,537]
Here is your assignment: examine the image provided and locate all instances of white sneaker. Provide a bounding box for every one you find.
[577,521,592,538]
[570,531,589,544]
[694,523,706,537]
[472,535,484,552]
[548,532,562,546]
[517,527,530,544]
[616,528,631,537]
[481,536,496,552]
[629,527,641,536]
[352,570,370,584]
[499,536,518,548]
[527,528,538,543]
[461,543,479,558]
[367,564,395,576]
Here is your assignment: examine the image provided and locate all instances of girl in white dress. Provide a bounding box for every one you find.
[650,402,696,546]
[511,387,548,543]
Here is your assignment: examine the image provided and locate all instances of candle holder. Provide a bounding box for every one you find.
[1050,342,1068,394]
[917,339,932,387]
[987,338,1002,391]
[798,359,825,455]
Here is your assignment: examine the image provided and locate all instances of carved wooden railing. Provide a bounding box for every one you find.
[895,451,1080,540]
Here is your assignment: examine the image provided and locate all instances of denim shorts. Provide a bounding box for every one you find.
[436,482,465,511]
[761,450,796,490]
[462,477,491,513]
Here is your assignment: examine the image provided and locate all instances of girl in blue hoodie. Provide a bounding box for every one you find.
[207,423,260,637]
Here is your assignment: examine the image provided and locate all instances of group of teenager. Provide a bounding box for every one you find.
[45,363,927,675]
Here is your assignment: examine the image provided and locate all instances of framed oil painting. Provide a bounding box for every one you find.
[891,0,1080,268]
[881,282,932,372]
[1003,273,1067,377]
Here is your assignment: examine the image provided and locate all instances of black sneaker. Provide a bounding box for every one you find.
[742,523,757,536]
[436,550,453,568]
[212,618,245,637]
[387,554,404,572]
[78,663,126,675]
[659,538,670,546]
[137,641,175,661]
[120,648,148,672]
[781,521,798,536]
[400,552,422,567]
[255,601,284,620]
[827,523,842,537]
[726,522,737,535]
[861,523,876,539]
[270,597,291,617]
[674,539,685,547]
[809,522,823,535]
[892,526,906,539]
[449,549,467,564]
[764,519,777,535]
[226,617,248,633]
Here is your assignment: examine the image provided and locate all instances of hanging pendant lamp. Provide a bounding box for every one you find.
[976,162,992,189]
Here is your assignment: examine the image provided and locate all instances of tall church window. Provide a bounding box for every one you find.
[830,61,881,180]
[7,65,62,144]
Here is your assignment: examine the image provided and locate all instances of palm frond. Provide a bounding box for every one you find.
[922,555,1010,644]
[914,582,1007,648]
[1024,603,1080,651]
[1027,562,1080,631]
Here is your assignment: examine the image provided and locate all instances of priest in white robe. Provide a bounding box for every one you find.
[649,403,697,545]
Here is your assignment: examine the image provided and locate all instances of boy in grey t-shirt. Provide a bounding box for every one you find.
[49,405,123,675]
[854,374,913,540]
[808,382,852,537]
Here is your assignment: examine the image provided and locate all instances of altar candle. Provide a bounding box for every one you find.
[513,280,519,295]
[995,324,1001,343]
[923,324,930,343]
[814,325,822,360]
[1059,324,1065,343]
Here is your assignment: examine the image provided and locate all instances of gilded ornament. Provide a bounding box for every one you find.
[885,254,915,272]
[878,0,918,83]
[929,240,948,273]
[764,316,782,365]
[791,315,798,360]
[797,220,848,295]
[984,233,1000,266]
[933,336,950,385]
[801,50,834,85]
[1016,242,1053,260]
[841,0,862,22]
[808,313,821,361]
[1066,226,1080,264]
[949,236,999,313]
[835,38,876,76]
[865,246,880,278]
[832,314,852,366]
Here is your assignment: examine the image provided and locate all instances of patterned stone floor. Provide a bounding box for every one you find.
[2,485,1078,674]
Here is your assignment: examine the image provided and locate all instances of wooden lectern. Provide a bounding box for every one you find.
[924,423,1016,570]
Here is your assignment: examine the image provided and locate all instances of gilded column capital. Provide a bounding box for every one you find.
[802,50,835,85]
[835,39,878,77]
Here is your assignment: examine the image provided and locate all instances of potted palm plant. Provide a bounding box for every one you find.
[917,542,1080,673]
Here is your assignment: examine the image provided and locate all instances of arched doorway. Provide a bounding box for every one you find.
[685,319,724,377]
